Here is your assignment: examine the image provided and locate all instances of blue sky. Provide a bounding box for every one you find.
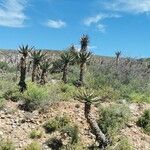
[0,0,150,58]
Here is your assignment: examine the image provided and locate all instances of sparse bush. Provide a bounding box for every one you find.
[46,137,63,150]
[129,92,150,103]
[67,65,80,84]
[98,104,130,141]
[24,142,41,150]
[62,143,85,150]
[43,119,59,133]
[129,92,143,102]
[21,82,49,111]
[3,89,21,102]
[56,115,70,127]
[29,130,42,139]
[51,59,63,73]
[115,138,132,150]
[43,116,70,133]
[0,97,5,109]
[106,137,132,150]
[0,77,18,101]
[46,82,62,102]
[97,86,121,101]
[60,83,77,101]
[137,109,150,135]
[61,125,79,144]
[60,84,74,93]
[3,90,13,100]
[0,139,15,150]
[0,62,9,70]
[0,62,16,72]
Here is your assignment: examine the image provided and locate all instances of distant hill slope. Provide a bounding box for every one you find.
[0,49,149,66]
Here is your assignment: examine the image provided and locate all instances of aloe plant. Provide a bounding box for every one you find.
[77,51,92,85]
[31,50,47,82]
[18,45,34,92]
[40,60,52,85]
[80,34,89,52]
[75,89,108,148]
[60,51,74,83]
[115,51,121,67]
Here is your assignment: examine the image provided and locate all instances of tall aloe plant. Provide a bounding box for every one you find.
[115,51,121,67]
[31,50,47,82]
[40,60,51,85]
[75,89,108,148]
[77,51,92,85]
[18,45,33,92]
[80,34,89,52]
[60,50,74,83]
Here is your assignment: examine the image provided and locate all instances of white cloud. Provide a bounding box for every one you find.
[46,19,66,29]
[84,13,120,32]
[97,24,107,33]
[0,0,27,27]
[84,14,106,26]
[103,0,150,14]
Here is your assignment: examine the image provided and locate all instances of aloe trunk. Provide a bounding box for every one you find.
[40,69,46,85]
[36,66,41,82]
[27,60,32,72]
[116,57,119,67]
[84,103,107,149]
[18,57,27,93]
[79,63,84,84]
[62,63,68,83]
[32,64,36,82]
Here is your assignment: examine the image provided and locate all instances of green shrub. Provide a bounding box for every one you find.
[3,89,21,102]
[106,137,132,150]
[0,97,5,109]
[43,116,70,133]
[116,138,132,150]
[0,62,9,70]
[3,90,13,100]
[62,143,85,150]
[43,119,59,133]
[24,142,41,150]
[129,92,143,102]
[98,104,130,141]
[129,92,150,103]
[0,62,16,73]
[0,139,15,150]
[0,78,18,101]
[137,109,150,135]
[56,115,70,127]
[21,82,49,111]
[60,83,77,101]
[29,130,42,139]
[97,86,121,101]
[46,137,63,150]
[61,125,79,144]
[67,65,79,84]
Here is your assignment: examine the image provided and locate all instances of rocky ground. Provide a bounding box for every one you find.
[122,103,150,150]
[0,101,150,150]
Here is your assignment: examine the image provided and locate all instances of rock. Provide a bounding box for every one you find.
[117,99,127,104]
[7,114,12,118]
[1,115,5,119]
[12,124,17,128]
[126,122,134,128]
[0,131,3,136]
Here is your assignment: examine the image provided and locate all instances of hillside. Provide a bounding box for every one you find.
[0,99,150,149]
[0,47,150,150]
